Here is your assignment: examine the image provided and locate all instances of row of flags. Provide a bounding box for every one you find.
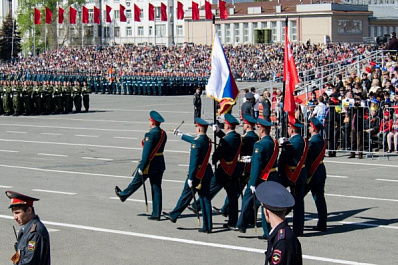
[33,1,228,25]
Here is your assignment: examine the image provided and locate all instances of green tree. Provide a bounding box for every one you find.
[0,13,21,61]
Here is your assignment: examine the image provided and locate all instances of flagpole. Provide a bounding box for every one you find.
[281,17,288,138]
[45,24,47,52]
[212,14,217,161]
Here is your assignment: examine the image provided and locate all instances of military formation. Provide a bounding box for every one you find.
[111,110,328,264]
[0,80,90,116]
[0,71,208,96]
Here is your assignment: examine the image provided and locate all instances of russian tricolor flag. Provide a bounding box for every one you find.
[206,32,239,114]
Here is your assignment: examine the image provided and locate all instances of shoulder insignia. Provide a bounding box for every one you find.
[255,148,259,153]
[30,223,37,233]
[192,144,196,149]
[27,241,36,252]
[272,249,282,264]
[145,137,149,142]
[194,136,199,140]
[278,229,286,240]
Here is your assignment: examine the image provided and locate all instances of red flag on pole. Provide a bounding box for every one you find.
[106,5,112,22]
[119,4,126,22]
[70,7,77,24]
[192,2,199,20]
[58,7,64,24]
[45,7,52,24]
[148,3,155,21]
[82,6,89,24]
[283,23,300,124]
[161,3,167,21]
[219,0,228,19]
[205,1,212,20]
[94,6,100,24]
[34,8,41,25]
[177,2,184,20]
[134,4,141,22]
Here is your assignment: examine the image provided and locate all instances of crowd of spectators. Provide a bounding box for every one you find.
[0,42,378,82]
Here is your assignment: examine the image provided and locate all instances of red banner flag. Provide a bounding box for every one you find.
[134,4,141,22]
[161,3,167,21]
[192,1,199,20]
[45,7,52,24]
[105,5,112,23]
[70,7,76,24]
[82,6,89,24]
[119,4,126,22]
[34,8,41,25]
[205,1,212,20]
[94,6,100,24]
[148,3,155,21]
[177,2,184,20]
[58,7,64,24]
[219,0,227,19]
[283,23,300,124]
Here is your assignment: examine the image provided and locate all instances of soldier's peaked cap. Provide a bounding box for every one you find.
[242,115,257,125]
[255,181,295,212]
[195,117,209,127]
[257,118,273,127]
[5,191,39,209]
[224,114,240,126]
[288,119,304,128]
[149,110,164,123]
[310,117,324,131]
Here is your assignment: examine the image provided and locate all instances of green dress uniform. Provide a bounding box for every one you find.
[3,85,12,115]
[115,111,167,219]
[82,85,90,112]
[0,85,4,115]
[278,120,308,237]
[72,85,82,113]
[236,120,278,236]
[12,84,22,116]
[42,85,52,115]
[304,118,327,231]
[53,85,63,114]
[163,119,213,232]
[32,85,41,115]
[22,84,33,115]
[63,85,73,114]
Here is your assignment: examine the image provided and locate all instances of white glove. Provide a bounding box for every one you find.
[250,186,256,194]
[173,129,183,136]
[138,168,143,175]
[212,124,220,133]
[240,156,252,163]
[278,137,287,145]
[187,179,193,188]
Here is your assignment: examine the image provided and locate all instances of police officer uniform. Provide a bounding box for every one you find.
[255,182,302,265]
[277,119,308,236]
[236,118,278,237]
[193,89,202,122]
[163,118,213,232]
[115,111,167,220]
[241,92,255,118]
[5,191,51,265]
[305,118,327,231]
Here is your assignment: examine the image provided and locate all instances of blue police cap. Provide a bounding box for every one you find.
[149,110,164,123]
[257,118,273,127]
[5,191,39,209]
[195,117,209,127]
[255,181,295,212]
[242,115,257,125]
[288,119,304,128]
[245,92,254,100]
[310,117,324,131]
[224,114,239,126]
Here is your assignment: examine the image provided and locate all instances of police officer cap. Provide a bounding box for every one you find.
[5,191,39,209]
[242,115,257,125]
[245,92,254,100]
[195,117,209,127]
[255,181,295,212]
[257,118,273,127]
[224,114,240,126]
[288,119,304,128]
[149,110,164,123]
[310,117,324,131]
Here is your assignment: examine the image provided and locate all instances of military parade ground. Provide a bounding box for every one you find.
[0,91,397,265]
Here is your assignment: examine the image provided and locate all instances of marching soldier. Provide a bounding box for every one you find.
[3,80,12,115]
[12,81,22,116]
[255,182,302,265]
[163,118,213,233]
[235,118,278,239]
[0,80,4,115]
[42,81,52,115]
[6,191,51,265]
[72,81,82,113]
[22,81,32,116]
[53,81,63,114]
[115,111,167,220]
[193,88,202,123]
[277,119,308,237]
[63,81,73,114]
[82,81,90,112]
[305,117,328,232]
[32,81,42,115]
